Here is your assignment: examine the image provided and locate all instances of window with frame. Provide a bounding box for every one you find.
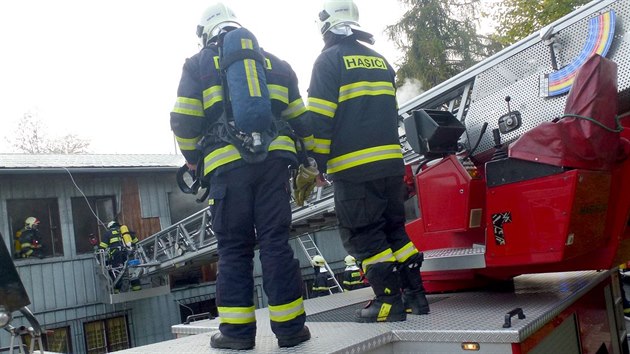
[71,196,116,255]
[45,326,72,353]
[7,198,63,259]
[84,316,130,354]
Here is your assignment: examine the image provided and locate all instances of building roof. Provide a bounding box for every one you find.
[0,154,186,174]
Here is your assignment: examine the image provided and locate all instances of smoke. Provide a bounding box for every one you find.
[396,78,424,106]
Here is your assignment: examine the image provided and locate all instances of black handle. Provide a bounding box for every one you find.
[503,307,526,328]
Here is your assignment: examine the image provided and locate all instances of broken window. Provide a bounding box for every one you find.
[71,196,116,255]
[7,198,63,259]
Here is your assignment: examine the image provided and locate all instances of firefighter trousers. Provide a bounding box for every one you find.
[208,158,306,339]
[334,176,415,268]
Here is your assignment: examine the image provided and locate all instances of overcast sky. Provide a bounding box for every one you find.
[0,0,408,154]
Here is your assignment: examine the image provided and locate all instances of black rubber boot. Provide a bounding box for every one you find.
[355,295,406,323]
[277,325,311,348]
[402,288,429,315]
[210,332,255,350]
[399,253,430,315]
[355,262,406,323]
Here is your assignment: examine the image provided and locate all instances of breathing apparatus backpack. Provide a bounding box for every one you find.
[177,28,297,201]
[216,27,277,163]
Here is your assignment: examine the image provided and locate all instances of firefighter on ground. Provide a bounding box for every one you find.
[99,221,141,292]
[306,0,430,323]
[170,3,313,350]
[311,255,333,297]
[14,217,42,259]
[342,255,367,291]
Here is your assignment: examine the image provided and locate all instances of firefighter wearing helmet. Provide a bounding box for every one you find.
[15,216,42,259]
[170,2,312,350]
[342,255,367,291]
[311,255,332,298]
[99,220,140,292]
[306,0,429,322]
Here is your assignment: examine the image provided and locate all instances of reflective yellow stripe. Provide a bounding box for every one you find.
[269,136,297,153]
[172,97,204,117]
[313,138,331,154]
[377,303,392,322]
[213,56,220,69]
[203,136,296,176]
[241,39,262,97]
[327,144,402,174]
[303,135,315,151]
[203,86,223,109]
[393,242,419,263]
[218,306,256,325]
[339,81,395,102]
[268,84,289,104]
[308,97,337,118]
[343,280,363,285]
[204,145,241,176]
[175,135,201,151]
[99,242,108,249]
[109,237,121,243]
[282,98,307,119]
[268,297,305,323]
[362,248,395,273]
[312,286,329,291]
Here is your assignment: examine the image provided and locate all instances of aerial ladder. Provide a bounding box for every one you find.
[91,180,340,303]
[296,232,343,295]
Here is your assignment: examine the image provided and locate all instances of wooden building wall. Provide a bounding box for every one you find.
[0,170,187,352]
[0,170,350,351]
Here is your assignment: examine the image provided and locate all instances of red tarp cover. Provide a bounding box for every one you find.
[509,54,629,170]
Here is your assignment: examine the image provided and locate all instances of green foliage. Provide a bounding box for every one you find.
[492,0,590,46]
[386,0,500,90]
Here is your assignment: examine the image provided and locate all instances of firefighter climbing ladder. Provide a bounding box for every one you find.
[297,233,343,295]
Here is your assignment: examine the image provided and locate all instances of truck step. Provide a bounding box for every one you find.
[422,246,486,272]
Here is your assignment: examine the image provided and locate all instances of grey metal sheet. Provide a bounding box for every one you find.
[127,270,610,353]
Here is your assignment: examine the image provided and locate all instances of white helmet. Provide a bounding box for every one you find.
[312,255,326,267]
[196,3,241,47]
[317,0,360,35]
[344,255,356,266]
[25,217,40,229]
[107,220,119,229]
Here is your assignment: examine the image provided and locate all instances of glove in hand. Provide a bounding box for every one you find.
[294,162,319,206]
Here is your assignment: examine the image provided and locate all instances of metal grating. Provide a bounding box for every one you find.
[465,0,630,157]
[306,296,449,322]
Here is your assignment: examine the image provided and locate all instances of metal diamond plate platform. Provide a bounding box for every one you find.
[117,270,611,354]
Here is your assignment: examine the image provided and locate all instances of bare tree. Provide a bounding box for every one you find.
[7,112,91,154]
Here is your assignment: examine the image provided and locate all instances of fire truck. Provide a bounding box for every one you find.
[127,0,630,352]
[3,0,629,353]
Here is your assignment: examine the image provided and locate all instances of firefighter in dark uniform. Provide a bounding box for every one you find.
[170,3,312,350]
[15,217,42,259]
[99,221,140,292]
[311,255,332,298]
[307,0,429,322]
[342,255,367,291]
